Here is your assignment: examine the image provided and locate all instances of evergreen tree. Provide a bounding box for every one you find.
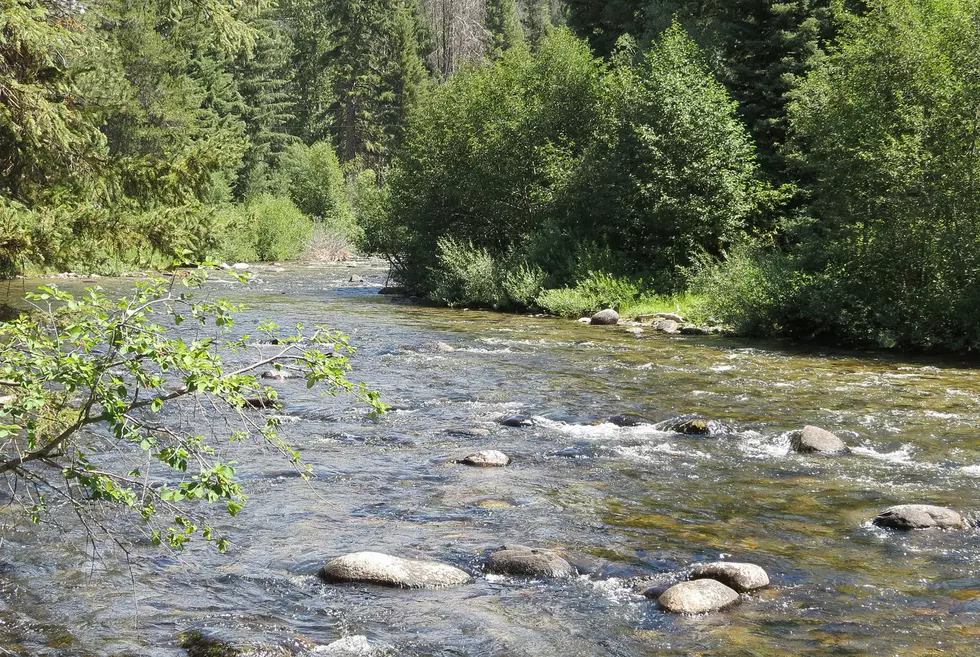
[486,0,525,58]
[230,13,301,199]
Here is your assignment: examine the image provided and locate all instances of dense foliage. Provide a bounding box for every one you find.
[6,0,980,351]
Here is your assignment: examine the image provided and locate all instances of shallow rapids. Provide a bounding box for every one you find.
[2,262,980,656]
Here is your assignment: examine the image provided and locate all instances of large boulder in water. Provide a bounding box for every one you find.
[320,552,471,588]
[689,562,769,593]
[657,579,741,613]
[872,504,965,530]
[789,425,850,455]
[485,545,575,578]
[590,309,620,325]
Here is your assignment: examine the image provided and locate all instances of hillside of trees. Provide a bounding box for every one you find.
[5,0,980,351]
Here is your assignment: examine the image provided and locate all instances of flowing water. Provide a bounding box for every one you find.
[2,262,980,656]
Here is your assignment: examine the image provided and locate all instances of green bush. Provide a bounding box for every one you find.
[247,195,313,262]
[502,261,547,307]
[281,141,353,225]
[430,238,505,308]
[535,287,600,317]
[386,29,607,293]
[535,271,643,317]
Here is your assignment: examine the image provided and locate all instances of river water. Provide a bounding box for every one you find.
[2,262,980,656]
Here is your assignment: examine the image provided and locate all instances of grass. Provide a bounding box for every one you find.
[620,292,707,321]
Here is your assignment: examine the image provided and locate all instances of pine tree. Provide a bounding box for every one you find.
[230,13,301,199]
[486,0,525,58]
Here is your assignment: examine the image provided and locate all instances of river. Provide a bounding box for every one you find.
[2,261,980,656]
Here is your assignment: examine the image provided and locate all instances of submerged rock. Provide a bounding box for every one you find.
[445,427,491,437]
[459,450,510,467]
[500,415,534,428]
[656,417,728,436]
[606,414,652,427]
[590,309,620,326]
[657,579,741,614]
[789,425,850,455]
[690,562,769,593]
[178,631,290,657]
[872,504,965,530]
[320,552,471,588]
[485,545,575,578]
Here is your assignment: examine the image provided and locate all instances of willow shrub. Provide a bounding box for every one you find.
[384,29,607,294]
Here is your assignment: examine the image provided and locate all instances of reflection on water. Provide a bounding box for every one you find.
[2,262,980,656]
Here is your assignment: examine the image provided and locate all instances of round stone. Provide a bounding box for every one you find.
[872,504,965,530]
[486,545,575,578]
[689,561,770,592]
[790,425,850,455]
[319,552,471,588]
[657,579,741,613]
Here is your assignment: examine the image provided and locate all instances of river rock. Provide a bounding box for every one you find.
[577,317,592,324]
[789,425,850,455]
[690,562,770,593]
[231,262,251,271]
[486,545,575,578]
[872,504,965,530]
[500,415,534,427]
[320,552,471,588]
[653,319,680,333]
[243,396,277,409]
[179,632,290,657]
[348,275,365,283]
[459,450,510,467]
[590,309,620,326]
[446,427,491,437]
[679,326,708,335]
[656,417,727,436]
[310,636,372,655]
[657,579,741,614]
[606,414,652,427]
[624,327,644,335]
[378,286,406,295]
[261,369,296,380]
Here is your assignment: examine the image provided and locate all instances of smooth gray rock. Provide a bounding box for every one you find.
[231,262,251,271]
[348,275,365,283]
[459,450,510,467]
[690,562,769,593]
[320,552,471,588]
[657,579,741,613]
[653,319,680,333]
[590,309,620,326]
[789,425,850,455]
[486,545,575,578]
[872,504,965,530]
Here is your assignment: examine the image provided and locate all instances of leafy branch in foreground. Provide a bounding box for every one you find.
[0,267,384,552]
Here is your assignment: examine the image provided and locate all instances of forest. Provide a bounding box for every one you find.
[5,0,980,351]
